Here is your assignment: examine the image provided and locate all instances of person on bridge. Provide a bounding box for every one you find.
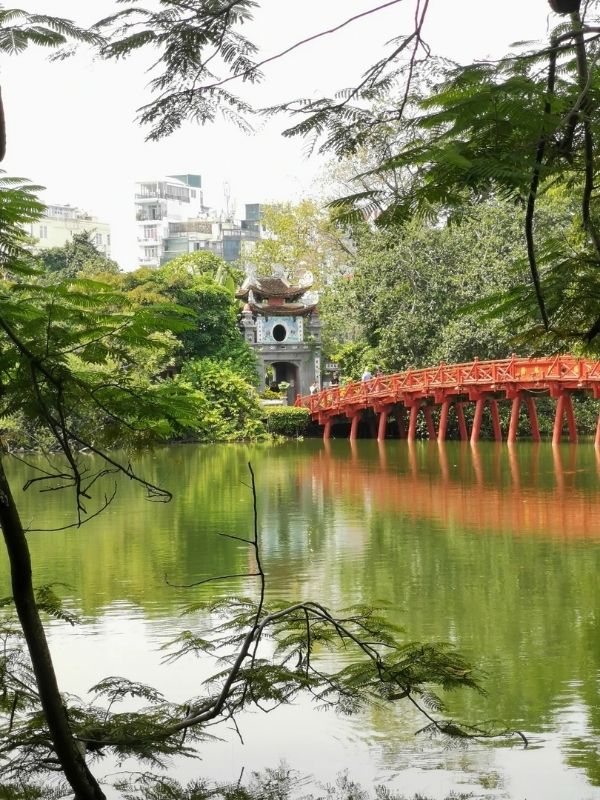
[309,382,318,395]
[362,367,373,382]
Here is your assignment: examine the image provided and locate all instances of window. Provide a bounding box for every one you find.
[143,226,157,240]
[107,234,111,246]
[145,246,158,258]
[39,225,48,239]
[95,233,103,246]
[191,189,196,198]
[272,324,287,343]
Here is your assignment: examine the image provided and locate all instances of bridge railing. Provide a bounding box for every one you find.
[296,355,600,415]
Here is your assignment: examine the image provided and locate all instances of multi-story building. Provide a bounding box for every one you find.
[135,174,206,267]
[28,204,111,257]
[135,174,262,267]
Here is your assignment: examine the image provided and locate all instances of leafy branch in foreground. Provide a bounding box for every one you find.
[94,0,429,142]
[0,7,103,162]
[327,4,600,348]
[0,464,526,796]
[0,176,206,800]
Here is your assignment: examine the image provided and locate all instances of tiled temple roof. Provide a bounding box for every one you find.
[236,275,312,300]
[249,302,317,317]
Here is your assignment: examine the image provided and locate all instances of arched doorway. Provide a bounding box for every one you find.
[268,361,300,404]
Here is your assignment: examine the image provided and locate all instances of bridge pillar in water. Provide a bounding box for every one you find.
[508,392,541,444]
[489,399,502,442]
[552,392,577,445]
[456,402,468,441]
[407,404,419,442]
[438,398,470,442]
[322,419,332,442]
[508,395,521,444]
[347,410,362,442]
[470,393,502,443]
[525,396,541,442]
[438,398,451,443]
[376,404,394,442]
[470,396,485,444]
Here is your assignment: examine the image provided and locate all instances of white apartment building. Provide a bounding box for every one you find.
[135,174,206,267]
[135,174,262,267]
[29,204,111,257]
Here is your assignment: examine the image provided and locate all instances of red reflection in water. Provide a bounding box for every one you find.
[314,442,600,540]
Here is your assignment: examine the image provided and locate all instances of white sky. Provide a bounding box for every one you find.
[2,1,552,268]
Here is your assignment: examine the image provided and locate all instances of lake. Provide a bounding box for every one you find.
[2,440,600,799]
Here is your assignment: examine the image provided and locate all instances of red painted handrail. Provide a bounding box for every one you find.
[296,355,600,417]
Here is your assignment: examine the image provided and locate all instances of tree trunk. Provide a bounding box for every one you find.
[0,87,5,162]
[0,457,106,800]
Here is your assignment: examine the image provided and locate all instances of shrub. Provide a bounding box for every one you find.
[260,389,284,400]
[263,406,311,437]
[177,358,267,441]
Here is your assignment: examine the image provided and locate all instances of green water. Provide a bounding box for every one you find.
[2,441,600,799]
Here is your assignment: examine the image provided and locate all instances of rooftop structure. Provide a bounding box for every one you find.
[28,204,111,257]
[135,174,206,267]
[135,177,262,267]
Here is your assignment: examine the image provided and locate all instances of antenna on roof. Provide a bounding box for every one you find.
[223,182,231,222]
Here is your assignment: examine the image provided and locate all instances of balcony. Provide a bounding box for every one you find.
[136,210,165,221]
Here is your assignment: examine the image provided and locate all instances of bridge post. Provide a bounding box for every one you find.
[470,397,485,444]
[489,399,502,442]
[348,411,361,442]
[377,405,394,442]
[595,413,600,448]
[508,394,521,444]
[552,393,577,445]
[407,404,419,442]
[456,403,468,441]
[438,398,451,442]
[323,420,332,442]
[565,394,577,444]
[525,396,541,442]
[423,405,436,439]
[552,394,566,445]
[377,411,387,442]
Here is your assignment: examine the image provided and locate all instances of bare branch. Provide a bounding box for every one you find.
[196,0,407,92]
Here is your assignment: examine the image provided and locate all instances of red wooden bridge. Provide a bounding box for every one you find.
[296,355,600,445]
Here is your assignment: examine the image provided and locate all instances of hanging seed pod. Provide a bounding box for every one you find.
[548,0,582,13]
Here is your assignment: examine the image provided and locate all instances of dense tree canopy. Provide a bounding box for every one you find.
[246,200,351,284]
[39,231,119,278]
[320,195,578,373]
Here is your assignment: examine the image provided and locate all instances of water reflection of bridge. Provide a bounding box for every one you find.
[307,443,600,541]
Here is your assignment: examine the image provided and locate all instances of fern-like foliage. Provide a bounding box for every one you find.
[0,590,509,789]
[0,7,102,160]
[0,173,44,272]
[325,6,600,347]
[0,7,101,54]
[95,0,259,139]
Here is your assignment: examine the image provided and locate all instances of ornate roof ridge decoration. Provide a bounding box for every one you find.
[249,302,317,317]
[236,274,313,300]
